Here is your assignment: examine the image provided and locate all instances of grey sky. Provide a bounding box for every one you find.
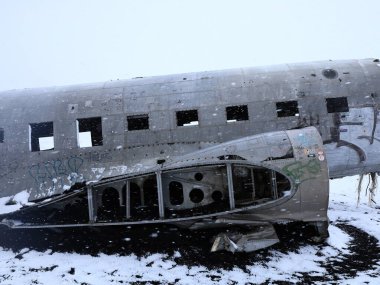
[0,0,379,91]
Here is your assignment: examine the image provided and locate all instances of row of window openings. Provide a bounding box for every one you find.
[26,106,247,152]
[1,97,348,151]
[126,105,250,130]
[126,96,348,129]
[27,106,250,152]
[276,97,348,117]
[29,117,103,152]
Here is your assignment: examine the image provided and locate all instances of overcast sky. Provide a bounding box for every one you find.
[0,0,379,91]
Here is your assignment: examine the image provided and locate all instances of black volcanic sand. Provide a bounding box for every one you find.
[0,222,379,284]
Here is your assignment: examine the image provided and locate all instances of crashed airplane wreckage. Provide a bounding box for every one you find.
[1,58,379,252]
[2,127,328,252]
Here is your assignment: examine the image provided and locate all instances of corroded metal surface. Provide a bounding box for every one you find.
[0,59,379,250]
[0,59,378,199]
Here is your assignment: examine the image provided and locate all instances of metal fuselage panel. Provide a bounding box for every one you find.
[1,127,329,228]
[0,59,379,199]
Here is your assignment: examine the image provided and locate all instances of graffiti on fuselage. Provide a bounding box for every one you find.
[27,150,114,195]
[28,156,84,194]
[282,159,321,182]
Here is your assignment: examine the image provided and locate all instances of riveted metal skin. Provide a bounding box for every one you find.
[0,59,378,243]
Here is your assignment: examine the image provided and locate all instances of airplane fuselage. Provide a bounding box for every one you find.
[2,58,379,249]
[0,58,379,199]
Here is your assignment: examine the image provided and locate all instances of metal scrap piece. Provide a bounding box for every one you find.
[210,224,279,253]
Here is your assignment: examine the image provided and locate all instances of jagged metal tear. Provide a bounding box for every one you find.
[210,224,279,253]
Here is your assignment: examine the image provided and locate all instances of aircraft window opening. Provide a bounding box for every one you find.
[276,101,300,117]
[77,117,103,148]
[226,105,249,122]
[0,128,4,143]
[194,172,203,181]
[326,97,349,113]
[176,109,199,127]
[127,114,149,131]
[29,121,54,152]
[169,181,184,205]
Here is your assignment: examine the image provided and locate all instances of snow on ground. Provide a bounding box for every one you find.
[329,175,380,241]
[0,176,379,284]
[0,190,32,215]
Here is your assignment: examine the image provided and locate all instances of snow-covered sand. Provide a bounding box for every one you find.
[0,175,379,284]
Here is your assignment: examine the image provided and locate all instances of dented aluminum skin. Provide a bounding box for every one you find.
[0,58,379,199]
[1,127,328,233]
[0,58,379,251]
